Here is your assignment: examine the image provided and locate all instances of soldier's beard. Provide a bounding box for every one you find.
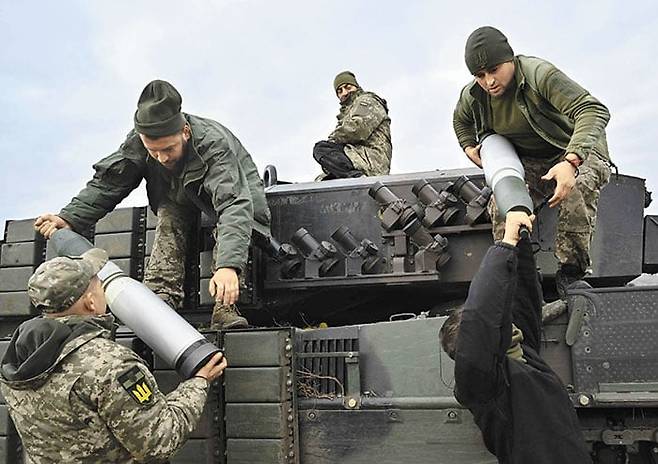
[340,90,357,105]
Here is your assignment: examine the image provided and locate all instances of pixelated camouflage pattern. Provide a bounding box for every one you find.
[28,249,108,313]
[144,200,248,325]
[489,154,611,272]
[328,89,392,176]
[1,315,208,464]
[143,201,194,310]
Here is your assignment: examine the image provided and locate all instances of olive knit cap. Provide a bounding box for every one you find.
[464,26,514,75]
[333,71,359,93]
[134,80,187,138]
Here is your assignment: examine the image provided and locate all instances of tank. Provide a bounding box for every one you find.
[0,167,656,464]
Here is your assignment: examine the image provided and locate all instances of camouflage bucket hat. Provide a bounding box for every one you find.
[28,248,108,313]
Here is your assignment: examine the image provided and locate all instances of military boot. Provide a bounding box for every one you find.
[210,303,249,330]
[542,264,587,323]
[542,299,567,324]
[555,264,586,300]
[542,272,592,323]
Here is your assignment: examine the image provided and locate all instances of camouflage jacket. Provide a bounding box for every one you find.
[58,113,271,270]
[453,55,610,162]
[328,89,392,176]
[0,315,208,463]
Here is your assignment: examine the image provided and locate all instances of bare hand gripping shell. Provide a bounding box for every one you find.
[51,229,221,379]
[480,133,533,218]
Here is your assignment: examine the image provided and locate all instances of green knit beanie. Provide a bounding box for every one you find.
[464,26,514,75]
[134,80,187,138]
[333,71,359,93]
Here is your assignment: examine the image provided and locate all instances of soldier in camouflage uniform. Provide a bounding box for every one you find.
[34,80,272,329]
[452,27,612,309]
[0,249,227,463]
[313,71,392,179]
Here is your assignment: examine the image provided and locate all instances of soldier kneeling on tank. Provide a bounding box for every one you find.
[0,250,227,463]
[313,71,392,180]
[440,212,592,464]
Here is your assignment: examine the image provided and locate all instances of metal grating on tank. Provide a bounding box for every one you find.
[297,337,359,399]
[569,285,658,406]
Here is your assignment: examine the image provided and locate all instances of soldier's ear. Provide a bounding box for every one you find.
[182,124,191,142]
[83,291,98,315]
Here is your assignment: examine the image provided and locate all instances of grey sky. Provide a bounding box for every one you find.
[1,0,657,236]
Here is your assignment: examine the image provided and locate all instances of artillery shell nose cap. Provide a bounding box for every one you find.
[464,26,514,75]
[134,79,187,138]
[27,248,109,313]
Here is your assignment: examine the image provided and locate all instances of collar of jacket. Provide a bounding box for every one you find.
[0,314,116,389]
[180,113,208,190]
[39,314,116,366]
[506,323,526,363]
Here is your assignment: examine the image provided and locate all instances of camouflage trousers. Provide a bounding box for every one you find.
[142,201,244,324]
[488,154,611,273]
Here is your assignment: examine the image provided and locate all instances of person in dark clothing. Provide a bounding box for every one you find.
[312,140,365,179]
[440,212,592,464]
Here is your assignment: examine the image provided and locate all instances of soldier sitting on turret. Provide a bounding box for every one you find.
[439,211,592,463]
[313,71,392,180]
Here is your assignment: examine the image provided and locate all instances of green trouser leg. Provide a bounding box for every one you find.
[143,201,194,310]
[488,154,611,274]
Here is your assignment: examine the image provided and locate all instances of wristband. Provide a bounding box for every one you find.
[562,159,580,178]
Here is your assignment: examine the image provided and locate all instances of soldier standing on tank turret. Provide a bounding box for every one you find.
[452,26,612,314]
[313,71,392,180]
[33,80,271,329]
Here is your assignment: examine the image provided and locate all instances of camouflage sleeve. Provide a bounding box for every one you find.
[452,86,478,150]
[536,62,610,161]
[94,354,208,462]
[59,137,145,232]
[328,94,387,144]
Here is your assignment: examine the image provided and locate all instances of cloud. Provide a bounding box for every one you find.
[2,0,658,238]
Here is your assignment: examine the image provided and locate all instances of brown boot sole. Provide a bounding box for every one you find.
[210,318,249,331]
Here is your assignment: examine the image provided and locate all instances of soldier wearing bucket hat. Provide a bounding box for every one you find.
[34,79,272,329]
[452,26,613,313]
[313,71,392,180]
[0,252,227,463]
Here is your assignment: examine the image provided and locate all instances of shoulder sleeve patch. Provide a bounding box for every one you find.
[118,365,154,405]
